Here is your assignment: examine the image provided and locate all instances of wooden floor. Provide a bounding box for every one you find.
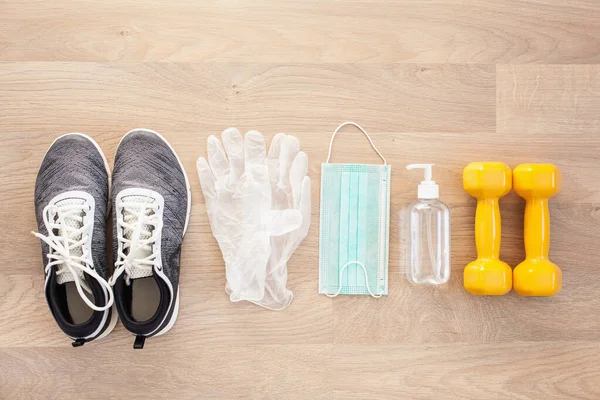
[1,1,600,399]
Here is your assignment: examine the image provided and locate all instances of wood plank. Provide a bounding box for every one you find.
[497,65,600,135]
[0,345,333,399]
[0,63,496,133]
[333,342,600,399]
[1,1,600,63]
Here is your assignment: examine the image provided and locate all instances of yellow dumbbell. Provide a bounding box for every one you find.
[463,162,513,295]
[513,164,562,296]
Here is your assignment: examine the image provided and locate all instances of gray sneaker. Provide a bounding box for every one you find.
[110,129,191,349]
[33,133,117,346]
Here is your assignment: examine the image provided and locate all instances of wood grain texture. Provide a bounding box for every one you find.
[1,0,600,63]
[0,345,333,399]
[333,342,600,399]
[1,1,600,399]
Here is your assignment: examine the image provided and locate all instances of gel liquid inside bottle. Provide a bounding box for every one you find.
[405,164,450,284]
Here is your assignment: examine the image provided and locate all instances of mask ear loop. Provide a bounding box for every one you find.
[326,122,387,165]
[326,261,382,299]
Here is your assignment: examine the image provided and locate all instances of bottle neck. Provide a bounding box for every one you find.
[416,198,440,203]
[417,183,439,199]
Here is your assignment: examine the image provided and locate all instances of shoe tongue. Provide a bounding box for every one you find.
[123,195,156,280]
[54,198,86,285]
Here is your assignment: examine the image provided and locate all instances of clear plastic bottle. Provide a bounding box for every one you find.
[405,164,451,284]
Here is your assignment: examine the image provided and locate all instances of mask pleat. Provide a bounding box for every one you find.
[355,170,367,290]
[326,166,341,293]
[365,168,380,294]
[338,169,351,293]
[347,169,360,291]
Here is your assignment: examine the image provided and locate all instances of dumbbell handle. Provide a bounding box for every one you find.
[524,198,550,258]
[475,198,502,259]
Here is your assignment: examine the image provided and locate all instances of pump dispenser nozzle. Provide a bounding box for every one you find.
[407,164,439,199]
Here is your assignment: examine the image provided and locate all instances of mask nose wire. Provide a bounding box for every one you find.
[326,122,387,165]
[326,261,382,299]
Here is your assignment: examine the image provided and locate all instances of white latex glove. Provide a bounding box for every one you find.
[197,128,302,303]
[249,133,311,310]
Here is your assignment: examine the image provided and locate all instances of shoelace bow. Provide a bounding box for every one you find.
[110,200,161,286]
[32,203,114,311]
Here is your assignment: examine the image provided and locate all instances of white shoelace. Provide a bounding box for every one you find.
[110,196,162,286]
[32,202,114,312]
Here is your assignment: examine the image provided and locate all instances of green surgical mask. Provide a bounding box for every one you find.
[319,122,391,298]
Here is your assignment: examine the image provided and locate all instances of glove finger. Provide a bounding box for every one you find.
[222,127,245,184]
[268,132,285,161]
[268,133,285,184]
[265,209,302,237]
[244,130,267,166]
[297,176,311,239]
[279,135,300,186]
[207,135,229,180]
[196,157,216,200]
[290,151,308,209]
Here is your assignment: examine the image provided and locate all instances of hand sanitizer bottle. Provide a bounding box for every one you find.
[405,164,450,284]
